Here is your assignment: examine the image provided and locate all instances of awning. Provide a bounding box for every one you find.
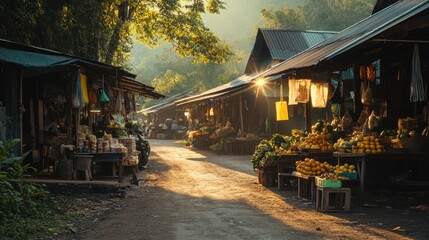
[263,0,429,77]
[0,39,122,72]
[0,38,164,99]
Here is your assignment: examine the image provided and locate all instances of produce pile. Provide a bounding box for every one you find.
[251,120,343,172]
[333,134,386,154]
[294,158,357,179]
[294,158,329,176]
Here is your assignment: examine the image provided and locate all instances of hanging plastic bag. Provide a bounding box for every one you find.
[368,111,381,130]
[288,79,298,105]
[311,82,329,108]
[296,79,311,103]
[361,80,373,104]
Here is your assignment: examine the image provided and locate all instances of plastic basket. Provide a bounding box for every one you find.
[315,176,342,188]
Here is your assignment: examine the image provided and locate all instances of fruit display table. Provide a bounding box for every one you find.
[333,152,365,193]
[292,171,316,201]
[333,152,429,193]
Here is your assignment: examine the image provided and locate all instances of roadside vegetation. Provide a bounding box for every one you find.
[0,139,121,239]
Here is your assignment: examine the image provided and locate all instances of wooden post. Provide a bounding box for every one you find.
[306,101,312,132]
[239,94,244,135]
[19,70,23,154]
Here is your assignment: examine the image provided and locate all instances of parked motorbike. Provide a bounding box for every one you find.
[133,130,150,169]
[123,123,151,169]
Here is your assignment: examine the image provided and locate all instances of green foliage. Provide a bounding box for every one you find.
[261,6,307,30]
[262,0,375,31]
[0,139,49,235]
[209,142,223,153]
[0,0,233,66]
[139,46,242,103]
[250,139,275,171]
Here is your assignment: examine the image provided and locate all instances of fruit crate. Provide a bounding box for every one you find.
[340,172,358,180]
[315,176,342,188]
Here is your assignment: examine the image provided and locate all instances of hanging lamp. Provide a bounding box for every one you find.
[98,74,110,102]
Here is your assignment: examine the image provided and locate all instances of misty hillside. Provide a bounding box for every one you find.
[129,0,300,84]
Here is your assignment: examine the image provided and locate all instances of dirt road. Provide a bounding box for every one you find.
[75,140,429,240]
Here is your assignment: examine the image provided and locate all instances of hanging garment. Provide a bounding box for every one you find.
[410,43,425,102]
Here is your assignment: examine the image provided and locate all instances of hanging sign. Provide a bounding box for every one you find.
[276,101,288,121]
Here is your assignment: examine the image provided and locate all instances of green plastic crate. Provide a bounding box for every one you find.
[315,176,342,188]
[339,172,358,180]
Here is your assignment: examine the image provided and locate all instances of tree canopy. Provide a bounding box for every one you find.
[262,0,375,31]
[0,0,233,66]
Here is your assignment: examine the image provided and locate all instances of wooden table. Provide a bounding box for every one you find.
[333,151,429,193]
[333,152,365,193]
[292,171,316,201]
[77,152,124,183]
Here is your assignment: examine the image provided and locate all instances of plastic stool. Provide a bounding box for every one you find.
[316,186,351,212]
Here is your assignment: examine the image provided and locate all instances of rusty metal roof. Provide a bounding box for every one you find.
[263,0,429,78]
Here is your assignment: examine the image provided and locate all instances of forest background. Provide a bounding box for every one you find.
[0,0,376,107]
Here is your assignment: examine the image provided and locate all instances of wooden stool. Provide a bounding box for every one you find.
[316,186,351,212]
[73,155,93,181]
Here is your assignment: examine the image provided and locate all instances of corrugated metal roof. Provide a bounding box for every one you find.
[264,0,429,77]
[138,92,193,114]
[260,29,337,60]
[175,69,281,106]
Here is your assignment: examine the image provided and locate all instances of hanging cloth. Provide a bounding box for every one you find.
[114,90,123,113]
[80,71,89,104]
[132,94,137,112]
[410,43,425,102]
[88,87,98,105]
[72,70,84,109]
[124,92,130,113]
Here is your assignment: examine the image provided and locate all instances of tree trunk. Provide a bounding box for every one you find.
[105,1,136,65]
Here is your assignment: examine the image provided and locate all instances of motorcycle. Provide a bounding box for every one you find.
[133,130,150,169]
[125,124,151,169]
